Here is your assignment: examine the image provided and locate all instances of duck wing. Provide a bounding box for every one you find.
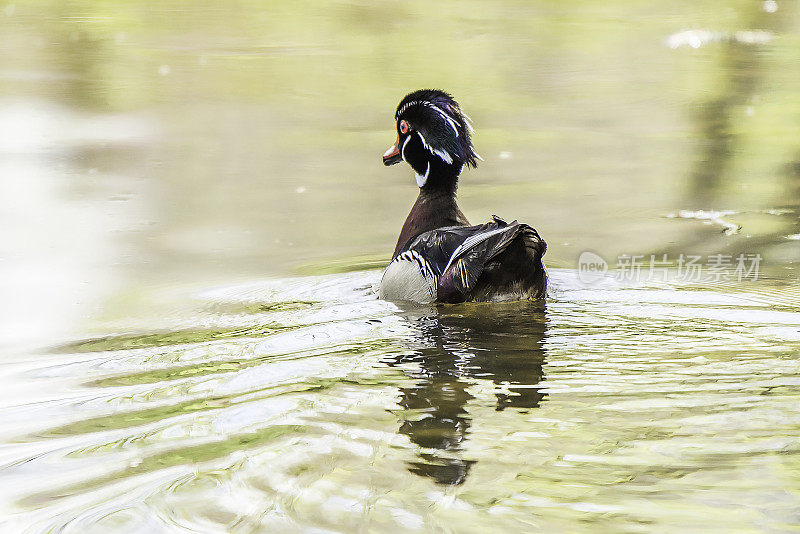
[399,216,546,303]
[436,219,518,300]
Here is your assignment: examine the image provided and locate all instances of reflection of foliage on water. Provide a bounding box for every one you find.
[19,423,305,509]
[386,302,547,485]
[56,323,290,353]
[44,376,339,436]
[687,3,778,204]
[666,0,800,262]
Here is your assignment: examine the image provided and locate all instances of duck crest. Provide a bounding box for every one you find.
[394,89,480,173]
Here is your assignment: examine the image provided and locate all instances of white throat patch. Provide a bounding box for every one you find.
[415,161,430,187]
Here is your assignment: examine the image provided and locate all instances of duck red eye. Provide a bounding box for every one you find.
[399,120,410,134]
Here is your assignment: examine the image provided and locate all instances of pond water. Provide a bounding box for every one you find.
[2,1,800,532]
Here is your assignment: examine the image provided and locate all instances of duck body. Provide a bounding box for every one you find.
[379,89,547,304]
[380,216,547,303]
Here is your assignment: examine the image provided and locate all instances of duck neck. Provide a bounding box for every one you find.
[392,183,469,259]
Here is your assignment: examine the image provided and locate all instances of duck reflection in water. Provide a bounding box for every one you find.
[384,301,547,485]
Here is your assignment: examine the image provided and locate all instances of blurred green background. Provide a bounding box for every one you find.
[1,0,799,344]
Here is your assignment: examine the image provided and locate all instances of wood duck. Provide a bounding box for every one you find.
[380,89,547,304]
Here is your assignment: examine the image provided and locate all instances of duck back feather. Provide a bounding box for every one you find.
[380,217,546,304]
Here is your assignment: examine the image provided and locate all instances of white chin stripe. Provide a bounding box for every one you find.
[401,135,411,161]
[415,161,430,187]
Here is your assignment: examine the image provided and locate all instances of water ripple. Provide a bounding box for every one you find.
[1,270,800,532]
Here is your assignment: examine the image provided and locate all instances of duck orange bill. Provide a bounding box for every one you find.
[382,136,402,166]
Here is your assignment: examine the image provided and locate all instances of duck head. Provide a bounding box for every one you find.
[382,89,480,190]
